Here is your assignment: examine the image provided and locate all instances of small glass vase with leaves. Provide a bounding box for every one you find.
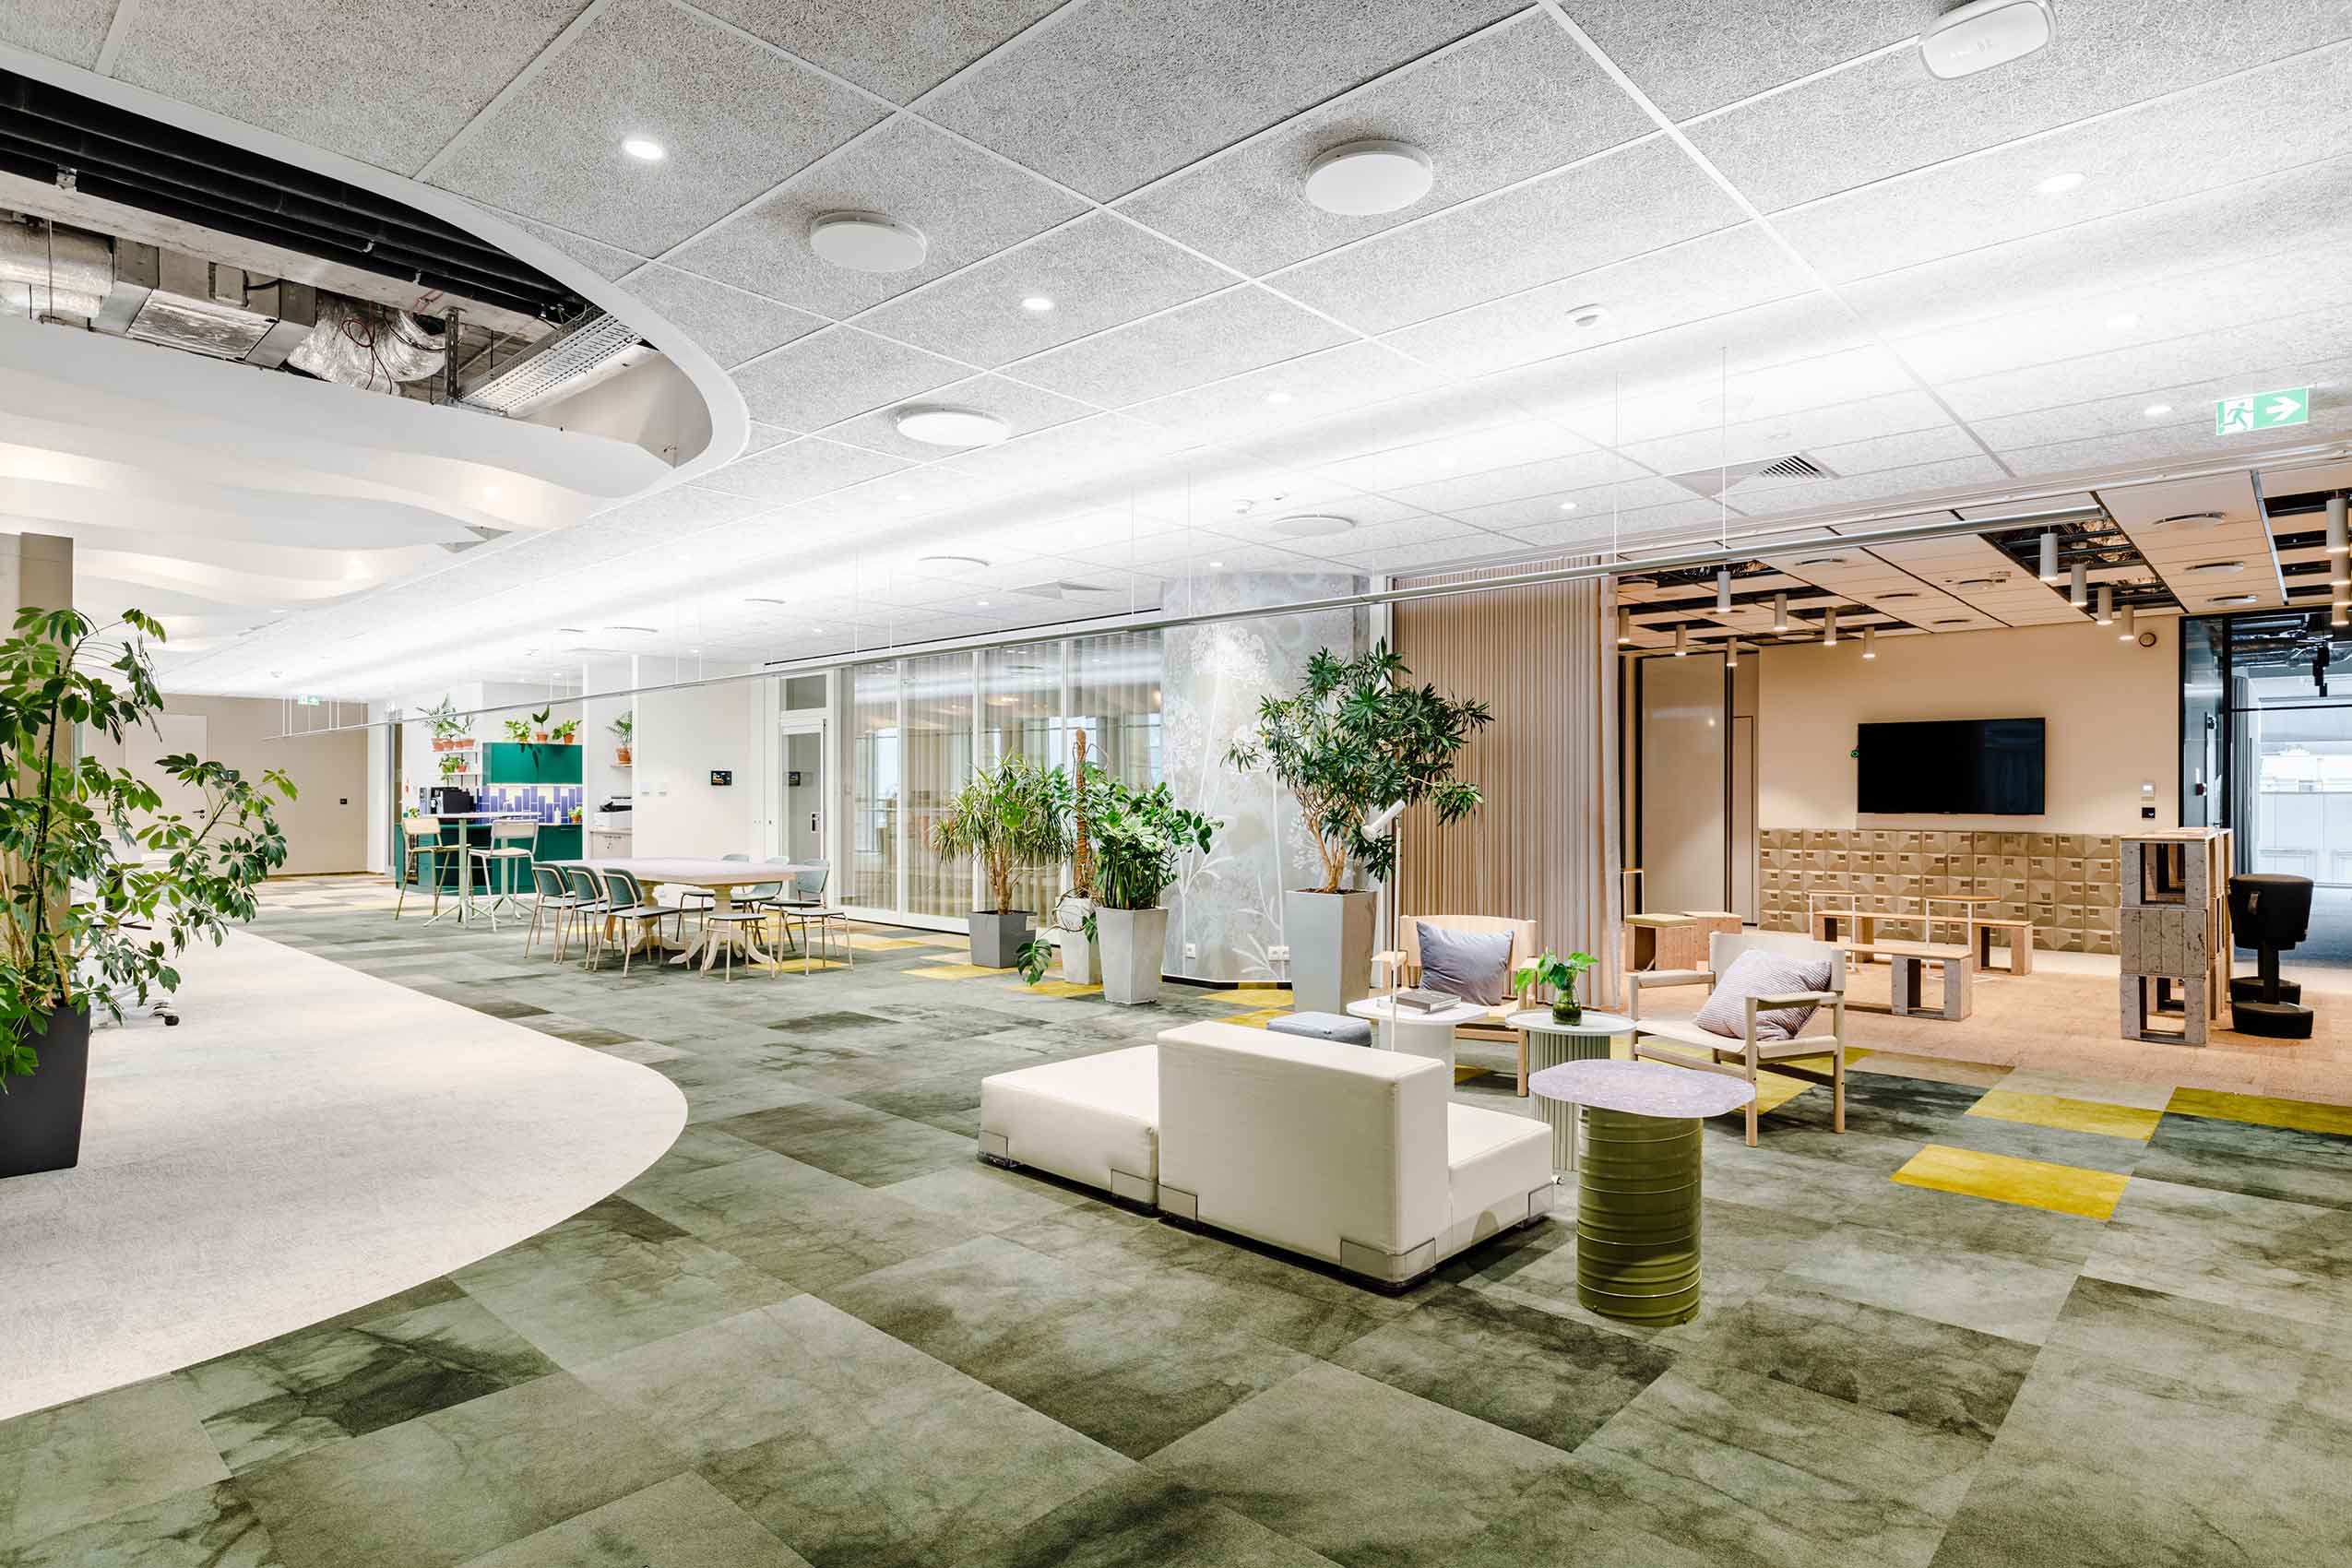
[1514,949,1598,1025]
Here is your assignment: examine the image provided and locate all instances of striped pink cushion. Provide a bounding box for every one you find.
[1693,949,1832,1040]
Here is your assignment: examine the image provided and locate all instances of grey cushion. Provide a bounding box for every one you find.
[1416,922,1514,1006]
[1268,1011,1373,1046]
[1693,948,1834,1041]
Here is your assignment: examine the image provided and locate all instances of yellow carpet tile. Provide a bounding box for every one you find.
[846,935,936,951]
[908,963,1001,980]
[2164,1088,2352,1138]
[1220,1008,1289,1029]
[1966,1088,2161,1142]
[1751,1071,1816,1116]
[1024,980,1103,999]
[1892,1144,2130,1220]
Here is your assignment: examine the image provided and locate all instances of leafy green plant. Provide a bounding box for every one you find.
[1225,640,1491,893]
[438,752,469,778]
[610,711,634,742]
[928,754,1073,914]
[2,608,293,1082]
[551,718,578,743]
[1087,766,1218,910]
[502,718,532,742]
[1016,909,1097,985]
[422,695,469,742]
[529,707,552,741]
[1514,950,1597,1018]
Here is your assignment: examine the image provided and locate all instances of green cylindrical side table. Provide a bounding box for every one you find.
[1526,1059,1756,1327]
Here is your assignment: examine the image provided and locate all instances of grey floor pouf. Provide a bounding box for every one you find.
[1267,1010,1373,1047]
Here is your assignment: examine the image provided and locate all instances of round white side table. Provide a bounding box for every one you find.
[1504,1008,1634,1172]
[1346,996,1490,1075]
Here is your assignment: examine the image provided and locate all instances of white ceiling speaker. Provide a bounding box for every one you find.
[894,405,1008,446]
[1269,513,1355,538]
[1303,140,1434,215]
[1566,303,1608,330]
[809,211,927,272]
[1920,0,2054,79]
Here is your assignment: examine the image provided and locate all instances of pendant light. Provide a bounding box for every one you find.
[2038,531,2059,583]
[1772,592,1788,633]
[1862,624,1877,659]
[2331,496,2348,587]
[2095,585,2113,626]
[2118,603,2136,641]
[1716,566,1732,612]
[1616,607,1633,645]
[2335,600,2348,628]
[1823,605,1838,647]
[1726,639,1739,670]
[2069,561,2087,608]
[1674,623,1688,657]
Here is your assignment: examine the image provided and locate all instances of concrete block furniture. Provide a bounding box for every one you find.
[975,1022,1552,1289]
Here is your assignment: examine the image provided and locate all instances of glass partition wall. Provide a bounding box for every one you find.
[844,630,1164,925]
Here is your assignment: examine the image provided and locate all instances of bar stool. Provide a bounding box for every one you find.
[600,868,685,976]
[469,819,539,932]
[560,864,613,968]
[395,817,466,922]
[525,863,584,959]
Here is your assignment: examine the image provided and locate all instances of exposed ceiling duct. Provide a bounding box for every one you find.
[0,216,109,316]
[284,300,446,392]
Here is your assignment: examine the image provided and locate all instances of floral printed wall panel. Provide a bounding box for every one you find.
[1161,572,1365,982]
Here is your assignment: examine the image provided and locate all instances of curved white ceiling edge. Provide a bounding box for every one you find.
[0,42,748,496]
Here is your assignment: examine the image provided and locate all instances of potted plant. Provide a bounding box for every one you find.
[1087,767,1219,1005]
[438,752,469,778]
[1226,641,1491,1013]
[552,718,578,744]
[424,695,469,751]
[929,754,1071,968]
[1016,733,1101,986]
[503,717,531,742]
[1514,950,1598,1025]
[1,608,293,1178]
[611,710,634,766]
[529,707,552,743]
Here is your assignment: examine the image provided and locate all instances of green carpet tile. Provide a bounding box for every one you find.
[7,876,2352,1567]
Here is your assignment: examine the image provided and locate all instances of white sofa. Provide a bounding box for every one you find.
[978,1044,1158,1206]
[1156,1022,1552,1289]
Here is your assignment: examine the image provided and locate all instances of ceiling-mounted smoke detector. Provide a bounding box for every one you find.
[809,212,927,272]
[1303,140,1433,215]
[895,405,1008,446]
[1920,0,2054,79]
[1269,513,1355,538]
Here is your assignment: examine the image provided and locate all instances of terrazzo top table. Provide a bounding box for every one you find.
[1526,1058,1756,1119]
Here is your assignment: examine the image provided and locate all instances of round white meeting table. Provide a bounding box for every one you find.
[547,858,824,970]
[1346,995,1491,1074]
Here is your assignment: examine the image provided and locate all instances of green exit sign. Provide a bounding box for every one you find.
[2215,387,2308,434]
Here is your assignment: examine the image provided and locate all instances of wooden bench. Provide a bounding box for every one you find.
[1832,938,1975,1020]
[1969,917,2035,975]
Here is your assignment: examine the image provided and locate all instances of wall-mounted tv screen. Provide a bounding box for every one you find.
[1856,719,2045,815]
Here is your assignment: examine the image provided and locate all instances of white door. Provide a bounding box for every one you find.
[781,716,827,872]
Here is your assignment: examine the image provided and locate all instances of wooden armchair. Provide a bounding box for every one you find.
[1629,931,1847,1146]
[1375,914,1539,1094]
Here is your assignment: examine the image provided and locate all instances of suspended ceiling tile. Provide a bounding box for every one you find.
[1444,474,1706,533]
[1117,12,1651,276]
[1008,285,1352,408]
[818,374,1097,460]
[731,327,969,430]
[1125,340,1446,447]
[1867,532,2084,626]
[2100,471,2283,614]
[1272,137,1744,336]
[1561,0,1938,122]
[1383,448,1647,515]
[1729,456,2013,518]
[663,116,1085,318]
[695,436,912,504]
[619,265,827,370]
[689,0,1063,104]
[1934,305,2352,422]
[426,0,883,254]
[1311,418,1588,494]
[493,211,652,281]
[921,0,1527,200]
[0,0,114,67]
[1614,388,1959,479]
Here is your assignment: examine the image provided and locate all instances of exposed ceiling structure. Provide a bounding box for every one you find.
[1,2,2348,699]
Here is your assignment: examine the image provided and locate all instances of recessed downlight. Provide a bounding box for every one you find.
[2035,171,2085,195]
[2143,403,2173,418]
[1207,559,1225,568]
[1020,295,1054,313]
[1565,303,1608,329]
[809,211,927,272]
[895,404,1009,446]
[1269,513,1355,538]
[1265,390,1294,405]
[1302,139,1433,215]
[621,137,665,161]
[1557,501,1579,512]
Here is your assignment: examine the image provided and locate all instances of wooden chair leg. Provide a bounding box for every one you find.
[1516,1033,1528,1098]
[1833,1050,1847,1133]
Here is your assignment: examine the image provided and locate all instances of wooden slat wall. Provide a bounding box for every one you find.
[1393,559,1622,1002]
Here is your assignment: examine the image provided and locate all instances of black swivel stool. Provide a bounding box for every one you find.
[2228,873,2314,1039]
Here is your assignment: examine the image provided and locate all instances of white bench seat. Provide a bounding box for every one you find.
[978,1046,1158,1206]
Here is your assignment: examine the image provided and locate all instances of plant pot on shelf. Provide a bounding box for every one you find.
[968,910,1034,969]
[615,746,632,766]
[1283,888,1377,1015]
[1,1008,91,1179]
[1096,906,1169,1005]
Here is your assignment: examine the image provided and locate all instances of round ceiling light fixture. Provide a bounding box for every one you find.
[894,404,1009,446]
[920,553,990,568]
[1566,303,1608,329]
[809,211,928,272]
[1020,295,1054,313]
[1269,513,1355,538]
[1303,140,1434,215]
[1557,500,1579,511]
[622,137,666,161]
[2143,403,2173,418]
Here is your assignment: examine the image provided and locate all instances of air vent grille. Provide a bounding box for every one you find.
[1756,453,1830,481]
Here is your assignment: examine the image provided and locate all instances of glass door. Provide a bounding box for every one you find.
[2214,611,2352,964]
[780,714,826,875]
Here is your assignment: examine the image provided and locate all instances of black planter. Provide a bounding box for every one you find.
[1,1006,90,1179]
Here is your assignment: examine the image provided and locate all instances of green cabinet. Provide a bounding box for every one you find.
[483,742,582,786]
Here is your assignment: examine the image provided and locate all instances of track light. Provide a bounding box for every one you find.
[2039,531,2059,583]
[1617,607,1632,645]
[2119,603,2135,641]
[2069,561,2087,608]
[1862,624,1876,659]
[1772,592,1788,633]
[1674,623,1688,657]
[1823,605,1838,647]
[1716,566,1732,613]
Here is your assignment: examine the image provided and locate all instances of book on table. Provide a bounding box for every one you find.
[1393,987,1457,1014]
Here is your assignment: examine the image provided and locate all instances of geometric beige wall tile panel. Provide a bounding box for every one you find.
[1758,827,2120,955]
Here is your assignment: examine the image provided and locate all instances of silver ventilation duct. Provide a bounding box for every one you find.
[284,299,446,391]
[0,218,111,317]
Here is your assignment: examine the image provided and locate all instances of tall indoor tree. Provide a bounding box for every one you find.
[1227,640,1492,1010]
[929,753,1073,968]
[1,607,294,1177]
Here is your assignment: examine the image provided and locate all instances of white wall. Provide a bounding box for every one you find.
[632,664,762,858]
[1759,618,2177,832]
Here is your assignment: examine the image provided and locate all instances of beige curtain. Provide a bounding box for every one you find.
[1393,558,1621,1006]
